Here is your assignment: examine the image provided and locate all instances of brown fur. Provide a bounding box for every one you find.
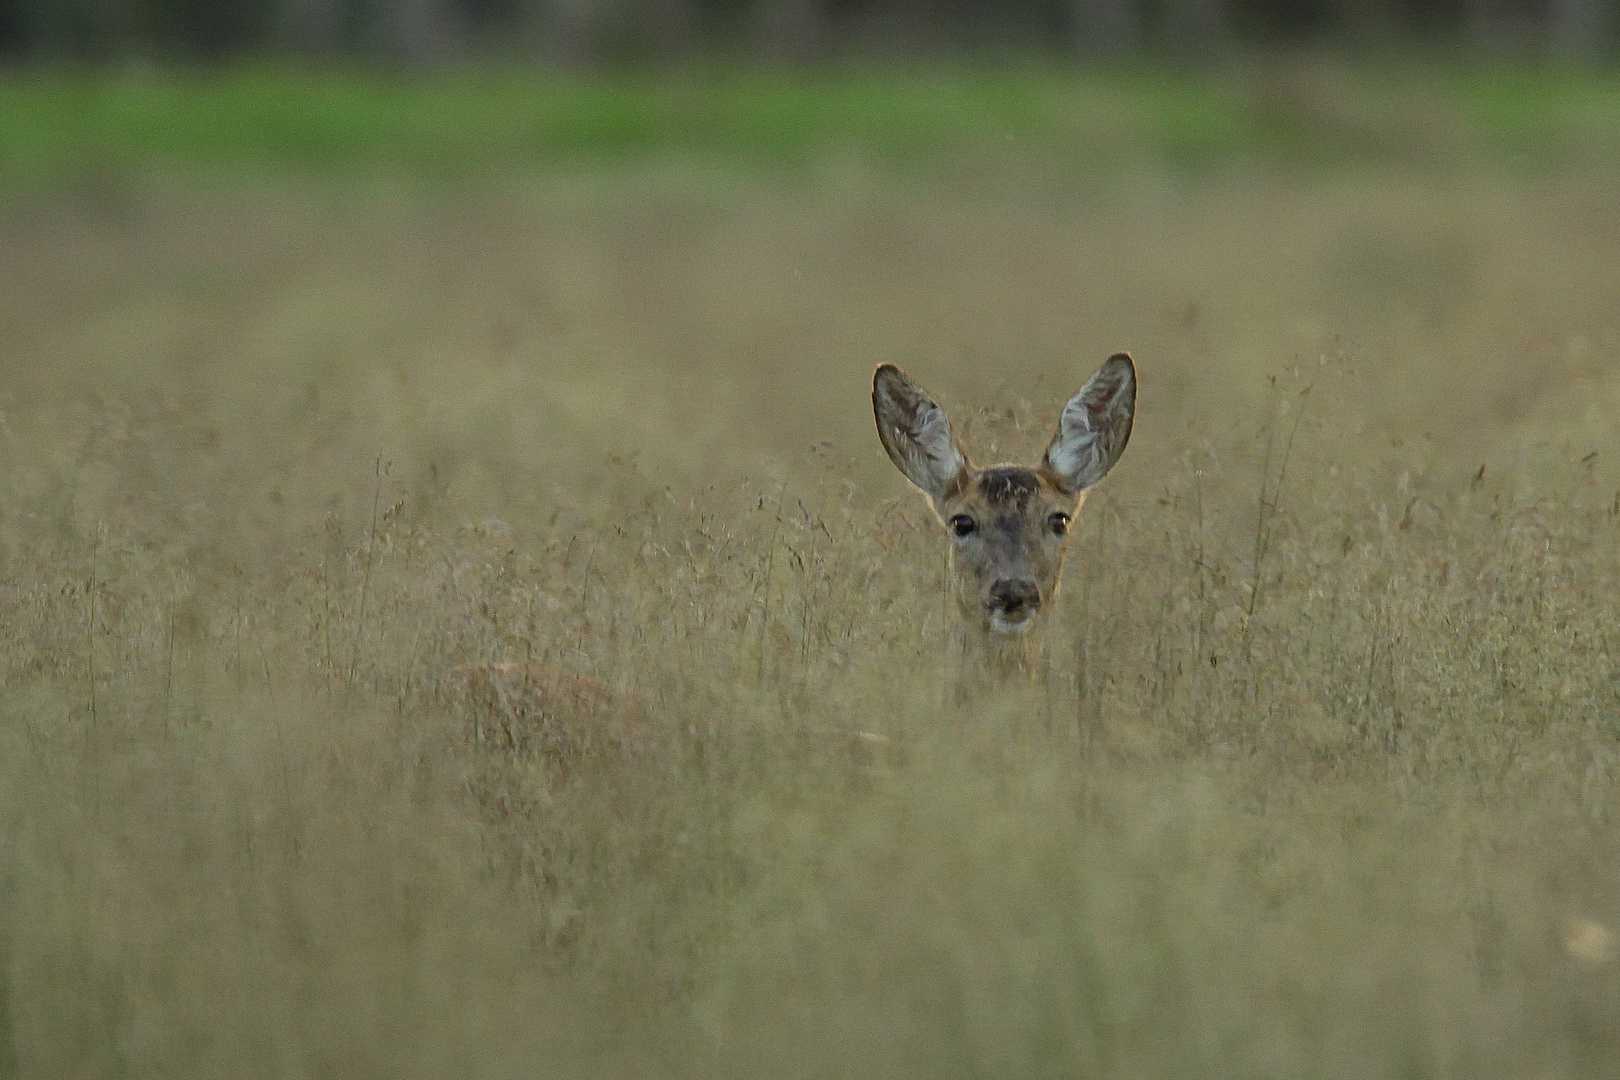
[933,466,1085,634]
[872,355,1136,642]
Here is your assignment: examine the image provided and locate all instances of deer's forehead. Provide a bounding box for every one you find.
[947,467,1075,519]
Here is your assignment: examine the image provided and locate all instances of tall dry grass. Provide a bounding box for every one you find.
[2,164,1620,1076]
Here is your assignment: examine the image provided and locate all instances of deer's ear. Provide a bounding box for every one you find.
[873,364,970,502]
[1043,353,1136,494]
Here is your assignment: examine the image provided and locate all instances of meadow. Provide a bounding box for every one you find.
[4,64,1620,1077]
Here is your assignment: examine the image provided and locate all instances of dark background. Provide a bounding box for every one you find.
[0,0,1611,65]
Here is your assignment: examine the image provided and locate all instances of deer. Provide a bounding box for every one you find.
[872,353,1136,673]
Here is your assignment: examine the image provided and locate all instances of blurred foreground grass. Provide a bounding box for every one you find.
[3,62,1620,182]
[5,68,1620,1077]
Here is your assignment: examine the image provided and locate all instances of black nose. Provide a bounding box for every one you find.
[989,579,1041,615]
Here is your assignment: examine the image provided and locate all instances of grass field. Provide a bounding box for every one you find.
[4,66,1620,1077]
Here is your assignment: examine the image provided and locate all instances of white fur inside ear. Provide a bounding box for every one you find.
[1045,354,1136,493]
[900,403,963,491]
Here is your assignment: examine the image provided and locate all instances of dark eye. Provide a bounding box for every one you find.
[1048,513,1070,536]
[949,514,977,538]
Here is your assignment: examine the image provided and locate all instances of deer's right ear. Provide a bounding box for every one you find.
[873,364,969,502]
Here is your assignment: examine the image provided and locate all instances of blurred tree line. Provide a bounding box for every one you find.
[0,0,1612,63]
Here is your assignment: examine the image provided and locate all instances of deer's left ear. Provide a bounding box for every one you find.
[1043,353,1136,494]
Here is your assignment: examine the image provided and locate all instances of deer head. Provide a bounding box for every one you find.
[872,354,1136,637]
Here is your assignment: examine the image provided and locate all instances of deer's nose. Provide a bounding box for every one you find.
[989,579,1041,615]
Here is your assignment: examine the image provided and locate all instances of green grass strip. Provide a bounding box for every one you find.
[1,63,1618,180]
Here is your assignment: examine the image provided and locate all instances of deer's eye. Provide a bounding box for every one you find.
[949,514,977,538]
[1048,513,1071,536]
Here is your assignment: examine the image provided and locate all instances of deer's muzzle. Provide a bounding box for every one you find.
[987,577,1041,633]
